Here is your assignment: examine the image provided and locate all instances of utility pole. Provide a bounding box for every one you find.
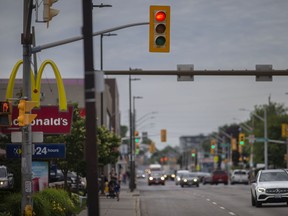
[82,1,99,216]
[21,0,34,214]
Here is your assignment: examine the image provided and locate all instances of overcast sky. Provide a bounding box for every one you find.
[1,0,288,149]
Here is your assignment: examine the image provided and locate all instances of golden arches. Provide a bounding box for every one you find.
[5,59,67,111]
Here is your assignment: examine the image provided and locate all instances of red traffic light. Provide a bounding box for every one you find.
[155,11,166,22]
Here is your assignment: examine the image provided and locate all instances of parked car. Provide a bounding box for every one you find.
[67,171,86,193]
[0,165,14,190]
[148,172,165,186]
[180,172,200,187]
[203,170,228,185]
[250,169,288,207]
[230,169,249,185]
[175,170,190,185]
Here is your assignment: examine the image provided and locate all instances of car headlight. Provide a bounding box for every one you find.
[177,177,181,181]
[171,174,175,178]
[149,177,153,181]
[193,178,198,182]
[161,177,165,180]
[183,179,187,182]
[257,187,266,193]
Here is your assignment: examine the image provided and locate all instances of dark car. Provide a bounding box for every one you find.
[180,173,200,187]
[148,172,165,186]
[211,170,228,185]
[0,165,14,190]
[203,170,228,185]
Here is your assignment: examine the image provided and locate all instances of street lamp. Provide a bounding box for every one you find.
[240,108,268,169]
[129,72,141,192]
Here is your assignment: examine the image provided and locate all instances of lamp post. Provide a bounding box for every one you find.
[240,108,268,169]
[129,73,141,192]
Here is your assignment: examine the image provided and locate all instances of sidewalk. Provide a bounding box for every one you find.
[77,184,140,216]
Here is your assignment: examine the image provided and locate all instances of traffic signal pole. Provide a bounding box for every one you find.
[21,0,34,214]
[82,1,100,215]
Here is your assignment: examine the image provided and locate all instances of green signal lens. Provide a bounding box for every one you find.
[155,36,166,46]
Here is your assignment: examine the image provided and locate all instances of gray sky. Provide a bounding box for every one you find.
[1,0,288,149]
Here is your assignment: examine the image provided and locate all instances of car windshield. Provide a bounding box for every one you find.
[259,171,288,182]
[0,167,6,178]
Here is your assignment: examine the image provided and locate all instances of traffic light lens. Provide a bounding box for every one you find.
[155,36,166,46]
[155,24,166,34]
[155,11,166,22]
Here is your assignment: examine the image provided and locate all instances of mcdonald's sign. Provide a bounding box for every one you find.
[1,60,73,134]
[6,59,67,111]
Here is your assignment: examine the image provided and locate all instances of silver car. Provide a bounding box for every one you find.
[250,169,288,207]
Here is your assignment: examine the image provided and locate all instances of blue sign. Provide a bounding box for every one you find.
[6,143,66,159]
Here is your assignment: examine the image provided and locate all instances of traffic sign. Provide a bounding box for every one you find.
[6,143,66,159]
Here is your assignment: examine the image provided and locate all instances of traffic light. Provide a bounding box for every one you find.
[43,0,59,24]
[160,129,167,142]
[149,5,170,53]
[134,130,140,143]
[17,100,38,126]
[191,149,196,157]
[239,133,245,145]
[210,139,216,155]
[0,101,11,127]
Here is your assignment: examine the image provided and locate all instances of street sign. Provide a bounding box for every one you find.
[6,143,66,159]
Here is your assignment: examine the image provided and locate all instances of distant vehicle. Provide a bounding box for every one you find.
[136,170,146,178]
[179,173,200,187]
[250,169,288,207]
[0,165,14,190]
[148,172,165,186]
[203,170,228,185]
[230,169,249,185]
[163,170,176,180]
[194,171,211,183]
[149,164,162,173]
[175,170,190,185]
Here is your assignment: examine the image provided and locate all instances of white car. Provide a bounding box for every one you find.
[250,169,288,207]
[230,169,249,185]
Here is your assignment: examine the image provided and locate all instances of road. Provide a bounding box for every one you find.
[136,178,288,216]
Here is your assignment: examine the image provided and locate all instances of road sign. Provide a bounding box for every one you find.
[6,143,66,159]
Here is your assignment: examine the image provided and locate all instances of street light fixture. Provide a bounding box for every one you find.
[239,108,268,169]
[129,73,141,192]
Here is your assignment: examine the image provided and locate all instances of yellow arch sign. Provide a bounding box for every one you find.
[6,59,67,111]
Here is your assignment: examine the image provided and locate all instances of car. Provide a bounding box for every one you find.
[194,171,211,183]
[67,171,86,193]
[202,173,212,185]
[179,173,200,187]
[0,165,14,190]
[250,169,288,207]
[175,170,190,185]
[230,169,249,185]
[204,170,228,185]
[148,172,165,186]
[136,170,146,179]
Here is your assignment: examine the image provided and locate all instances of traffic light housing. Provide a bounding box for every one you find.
[239,133,245,145]
[210,139,216,155]
[160,129,167,142]
[43,0,59,24]
[149,5,170,53]
[0,101,11,127]
[17,100,38,126]
[134,130,140,143]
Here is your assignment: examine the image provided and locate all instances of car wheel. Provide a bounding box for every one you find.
[255,198,262,207]
[251,193,255,206]
[197,184,199,187]
[181,184,184,188]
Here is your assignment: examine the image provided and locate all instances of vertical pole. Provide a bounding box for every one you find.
[129,75,134,192]
[21,0,33,214]
[264,109,268,169]
[100,34,104,126]
[82,1,99,215]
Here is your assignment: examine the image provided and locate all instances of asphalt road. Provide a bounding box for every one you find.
[137,178,288,216]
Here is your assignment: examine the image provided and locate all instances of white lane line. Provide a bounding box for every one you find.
[228,212,236,215]
[220,206,225,210]
[212,202,217,205]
